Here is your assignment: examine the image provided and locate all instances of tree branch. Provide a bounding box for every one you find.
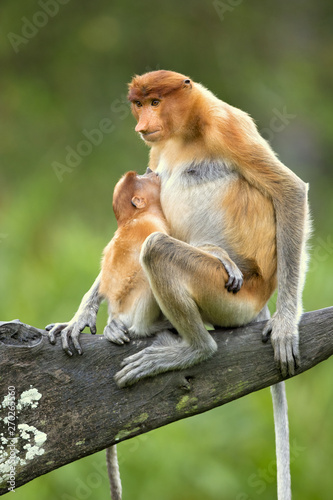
[0,307,332,493]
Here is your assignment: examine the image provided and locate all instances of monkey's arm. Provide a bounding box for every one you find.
[46,272,102,356]
[261,180,309,376]
[232,135,309,376]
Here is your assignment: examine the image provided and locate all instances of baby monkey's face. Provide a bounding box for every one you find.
[138,168,161,192]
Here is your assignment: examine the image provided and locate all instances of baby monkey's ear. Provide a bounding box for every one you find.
[131,196,146,209]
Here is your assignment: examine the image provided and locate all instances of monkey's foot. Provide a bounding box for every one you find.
[115,332,217,387]
[104,319,130,345]
[262,314,300,377]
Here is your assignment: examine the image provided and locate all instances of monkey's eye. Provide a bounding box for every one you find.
[135,101,142,108]
[151,99,160,107]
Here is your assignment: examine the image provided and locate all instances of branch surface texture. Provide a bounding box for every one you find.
[0,307,332,493]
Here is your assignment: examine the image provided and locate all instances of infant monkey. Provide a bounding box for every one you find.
[100,169,170,344]
[47,169,169,500]
[47,169,169,349]
[102,169,169,500]
[101,169,171,500]
[100,170,170,500]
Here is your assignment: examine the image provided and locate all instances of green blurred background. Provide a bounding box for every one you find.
[1,0,333,498]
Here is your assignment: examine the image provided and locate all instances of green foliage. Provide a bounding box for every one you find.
[1,0,332,498]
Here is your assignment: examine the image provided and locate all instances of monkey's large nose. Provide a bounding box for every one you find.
[135,122,149,134]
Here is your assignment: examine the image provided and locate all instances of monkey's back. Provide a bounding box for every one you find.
[99,213,169,323]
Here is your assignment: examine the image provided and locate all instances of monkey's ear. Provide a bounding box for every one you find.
[131,196,146,209]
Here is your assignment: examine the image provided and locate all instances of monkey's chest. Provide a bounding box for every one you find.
[160,169,235,247]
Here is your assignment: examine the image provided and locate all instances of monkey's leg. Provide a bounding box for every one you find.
[115,328,216,388]
[115,233,251,387]
[46,273,102,355]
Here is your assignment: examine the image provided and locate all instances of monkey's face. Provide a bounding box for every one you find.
[128,70,193,144]
[130,98,169,143]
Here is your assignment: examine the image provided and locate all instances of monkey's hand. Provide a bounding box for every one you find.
[104,319,130,345]
[262,313,300,377]
[46,306,97,356]
[200,244,243,293]
[222,259,244,293]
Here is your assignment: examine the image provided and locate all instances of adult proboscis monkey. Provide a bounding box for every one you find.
[48,70,310,500]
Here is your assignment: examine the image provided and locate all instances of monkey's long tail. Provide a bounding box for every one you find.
[106,445,122,500]
[270,382,291,500]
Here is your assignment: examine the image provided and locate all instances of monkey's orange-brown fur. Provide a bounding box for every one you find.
[128,70,190,102]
